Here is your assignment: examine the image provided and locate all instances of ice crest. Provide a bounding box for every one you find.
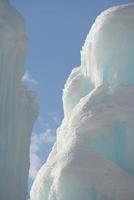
[81,3,134,87]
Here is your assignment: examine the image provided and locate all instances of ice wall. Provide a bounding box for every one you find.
[0,1,38,200]
[31,3,134,200]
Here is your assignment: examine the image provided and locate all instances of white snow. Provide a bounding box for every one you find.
[31,3,134,200]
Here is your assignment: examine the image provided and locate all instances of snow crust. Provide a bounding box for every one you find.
[0,1,38,199]
[31,3,134,200]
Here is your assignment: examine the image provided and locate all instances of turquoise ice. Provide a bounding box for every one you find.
[31,3,134,200]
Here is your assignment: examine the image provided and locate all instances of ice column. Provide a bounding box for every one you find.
[0,1,38,200]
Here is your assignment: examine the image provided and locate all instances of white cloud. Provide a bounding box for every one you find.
[22,71,39,84]
[53,116,59,124]
[29,152,41,179]
[29,129,56,180]
[37,116,49,128]
[42,129,56,143]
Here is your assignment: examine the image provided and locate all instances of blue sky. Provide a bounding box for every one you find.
[10,0,134,189]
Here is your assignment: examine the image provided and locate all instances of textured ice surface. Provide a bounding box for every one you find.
[0,1,38,200]
[31,3,134,200]
[81,3,134,87]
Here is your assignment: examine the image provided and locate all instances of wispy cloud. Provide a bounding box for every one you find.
[53,116,59,124]
[42,129,56,143]
[37,116,49,128]
[29,129,56,180]
[29,114,60,181]
[48,112,60,125]
[22,71,39,84]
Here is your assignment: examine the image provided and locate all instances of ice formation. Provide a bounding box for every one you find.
[0,0,38,200]
[31,3,134,200]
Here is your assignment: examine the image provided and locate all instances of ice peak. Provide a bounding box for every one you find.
[81,3,134,87]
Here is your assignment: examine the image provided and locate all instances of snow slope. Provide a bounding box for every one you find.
[31,3,134,200]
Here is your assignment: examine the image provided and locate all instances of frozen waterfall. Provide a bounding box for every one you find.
[31,3,134,200]
[0,0,38,200]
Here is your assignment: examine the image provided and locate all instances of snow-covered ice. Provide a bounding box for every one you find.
[0,0,38,199]
[31,3,134,200]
